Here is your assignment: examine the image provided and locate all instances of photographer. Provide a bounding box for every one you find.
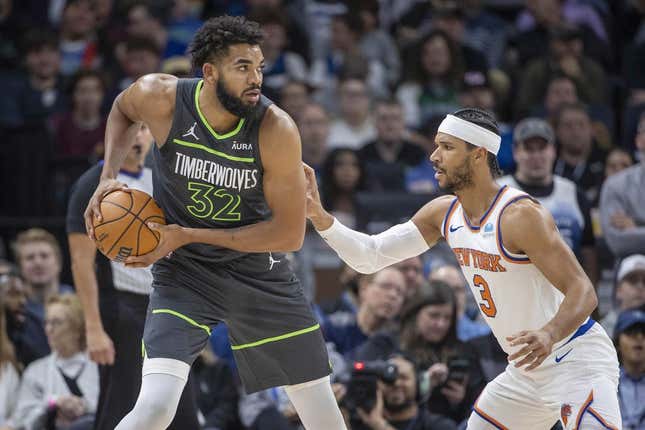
[347,355,456,430]
[354,284,485,423]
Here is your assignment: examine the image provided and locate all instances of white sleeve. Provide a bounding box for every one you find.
[317,218,429,274]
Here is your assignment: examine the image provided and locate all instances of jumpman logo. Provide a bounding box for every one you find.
[268,252,281,270]
[182,122,199,140]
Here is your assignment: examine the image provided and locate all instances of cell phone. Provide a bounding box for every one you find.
[446,358,470,384]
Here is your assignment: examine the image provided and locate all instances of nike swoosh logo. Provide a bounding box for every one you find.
[449,225,463,232]
[555,348,573,363]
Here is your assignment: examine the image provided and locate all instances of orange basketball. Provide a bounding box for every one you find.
[92,189,166,262]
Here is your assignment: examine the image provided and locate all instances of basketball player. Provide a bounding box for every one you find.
[83,16,346,430]
[67,123,199,429]
[305,108,621,429]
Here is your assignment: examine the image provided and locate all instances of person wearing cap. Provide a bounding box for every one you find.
[498,117,598,286]
[306,107,621,429]
[601,255,645,336]
[600,112,645,258]
[613,306,645,430]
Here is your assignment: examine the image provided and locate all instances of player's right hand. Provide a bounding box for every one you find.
[303,163,322,216]
[303,163,334,230]
[84,178,130,240]
[86,325,116,365]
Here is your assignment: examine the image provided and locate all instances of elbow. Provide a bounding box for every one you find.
[280,237,304,252]
[275,230,305,252]
[583,281,598,314]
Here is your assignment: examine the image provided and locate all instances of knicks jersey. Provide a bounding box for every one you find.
[497,175,586,257]
[442,185,571,355]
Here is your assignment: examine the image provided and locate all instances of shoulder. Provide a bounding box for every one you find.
[500,196,545,223]
[552,175,579,193]
[23,355,51,376]
[500,197,555,240]
[132,73,178,97]
[412,194,457,238]
[259,105,300,149]
[605,166,636,189]
[122,73,178,115]
[414,194,457,224]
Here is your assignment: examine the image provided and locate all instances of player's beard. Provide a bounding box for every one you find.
[440,158,475,193]
[216,77,259,118]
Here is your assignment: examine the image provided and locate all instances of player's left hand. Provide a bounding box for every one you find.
[124,223,187,268]
[506,329,555,371]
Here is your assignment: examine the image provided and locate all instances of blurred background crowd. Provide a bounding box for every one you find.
[0,0,644,429]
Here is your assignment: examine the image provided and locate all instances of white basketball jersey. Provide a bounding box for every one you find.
[441,185,567,355]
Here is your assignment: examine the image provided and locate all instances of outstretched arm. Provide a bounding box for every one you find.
[503,199,597,370]
[304,164,451,274]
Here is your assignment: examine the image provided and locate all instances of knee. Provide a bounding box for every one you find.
[133,395,177,427]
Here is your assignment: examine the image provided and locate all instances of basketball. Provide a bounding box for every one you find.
[92,189,166,262]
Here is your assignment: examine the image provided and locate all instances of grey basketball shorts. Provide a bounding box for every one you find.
[142,252,331,393]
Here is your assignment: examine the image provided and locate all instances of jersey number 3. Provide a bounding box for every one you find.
[186,181,241,221]
[473,274,497,318]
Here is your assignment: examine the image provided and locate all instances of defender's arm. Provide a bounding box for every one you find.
[307,162,452,274]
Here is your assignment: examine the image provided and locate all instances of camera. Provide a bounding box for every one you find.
[343,361,398,415]
[446,358,470,384]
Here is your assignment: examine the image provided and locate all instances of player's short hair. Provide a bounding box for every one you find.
[452,107,502,177]
[188,15,263,70]
[13,228,63,266]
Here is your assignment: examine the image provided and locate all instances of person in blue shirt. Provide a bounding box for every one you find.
[614,306,645,430]
[323,267,405,360]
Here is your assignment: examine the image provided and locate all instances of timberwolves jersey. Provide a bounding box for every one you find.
[152,78,272,262]
[497,175,586,256]
[441,185,583,356]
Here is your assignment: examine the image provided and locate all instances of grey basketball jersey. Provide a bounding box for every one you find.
[152,78,273,262]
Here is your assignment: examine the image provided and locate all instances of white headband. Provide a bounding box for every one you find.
[437,114,501,155]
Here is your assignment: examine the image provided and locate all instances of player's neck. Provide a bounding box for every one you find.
[456,180,502,227]
[199,82,242,134]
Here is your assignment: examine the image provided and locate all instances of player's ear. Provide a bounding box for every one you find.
[202,62,219,85]
[476,147,487,162]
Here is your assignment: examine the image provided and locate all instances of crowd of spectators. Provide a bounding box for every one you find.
[0,0,644,429]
